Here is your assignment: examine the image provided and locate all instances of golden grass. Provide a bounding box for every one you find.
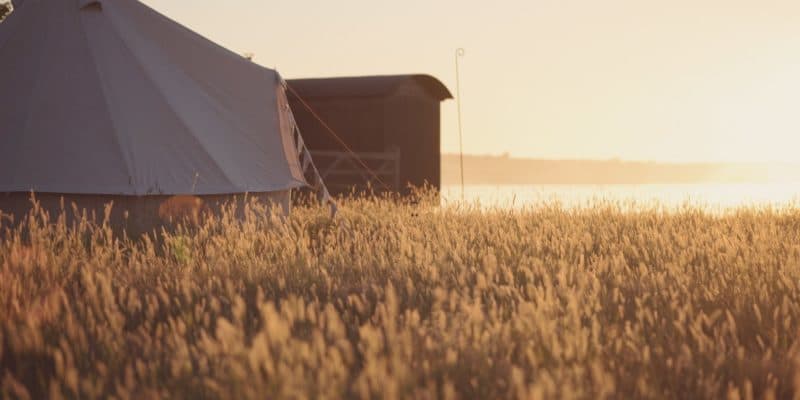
[2,194,800,399]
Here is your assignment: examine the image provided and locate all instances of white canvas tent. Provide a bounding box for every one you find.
[0,0,328,232]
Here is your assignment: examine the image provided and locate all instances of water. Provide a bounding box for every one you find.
[441,183,800,211]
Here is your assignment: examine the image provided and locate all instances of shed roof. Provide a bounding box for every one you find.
[287,74,453,101]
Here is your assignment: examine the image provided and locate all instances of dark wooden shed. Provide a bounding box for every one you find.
[286,74,452,195]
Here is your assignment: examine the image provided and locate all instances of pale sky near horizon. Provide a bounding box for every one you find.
[140,0,800,163]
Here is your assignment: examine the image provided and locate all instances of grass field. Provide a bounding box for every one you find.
[2,194,800,399]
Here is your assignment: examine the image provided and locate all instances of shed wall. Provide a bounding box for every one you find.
[290,97,386,153]
[383,94,442,192]
[288,81,443,195]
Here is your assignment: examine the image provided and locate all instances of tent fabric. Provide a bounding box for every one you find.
[0,0,307,195]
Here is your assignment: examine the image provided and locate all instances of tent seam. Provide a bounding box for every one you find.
[101,3,240,194]
[14,1,53,189]
[76,6,137,193]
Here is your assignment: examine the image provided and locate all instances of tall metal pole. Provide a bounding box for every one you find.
[455,48,466,200]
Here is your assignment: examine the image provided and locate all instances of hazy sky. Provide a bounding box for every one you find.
[141,0,800,163]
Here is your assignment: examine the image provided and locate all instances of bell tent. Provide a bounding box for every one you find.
[0,0,328,233]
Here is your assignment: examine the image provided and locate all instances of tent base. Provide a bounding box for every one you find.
[0,191,291,237]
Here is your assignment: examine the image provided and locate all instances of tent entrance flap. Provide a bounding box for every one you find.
[285,88,337,216]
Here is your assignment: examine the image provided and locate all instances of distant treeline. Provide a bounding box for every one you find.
[442,154,800,185]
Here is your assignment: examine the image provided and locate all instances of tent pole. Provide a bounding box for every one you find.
[455,48,466,200]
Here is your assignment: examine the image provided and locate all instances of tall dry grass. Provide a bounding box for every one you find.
[2,194,800,399]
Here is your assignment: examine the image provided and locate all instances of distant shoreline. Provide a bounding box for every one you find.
[441,154,800,185]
